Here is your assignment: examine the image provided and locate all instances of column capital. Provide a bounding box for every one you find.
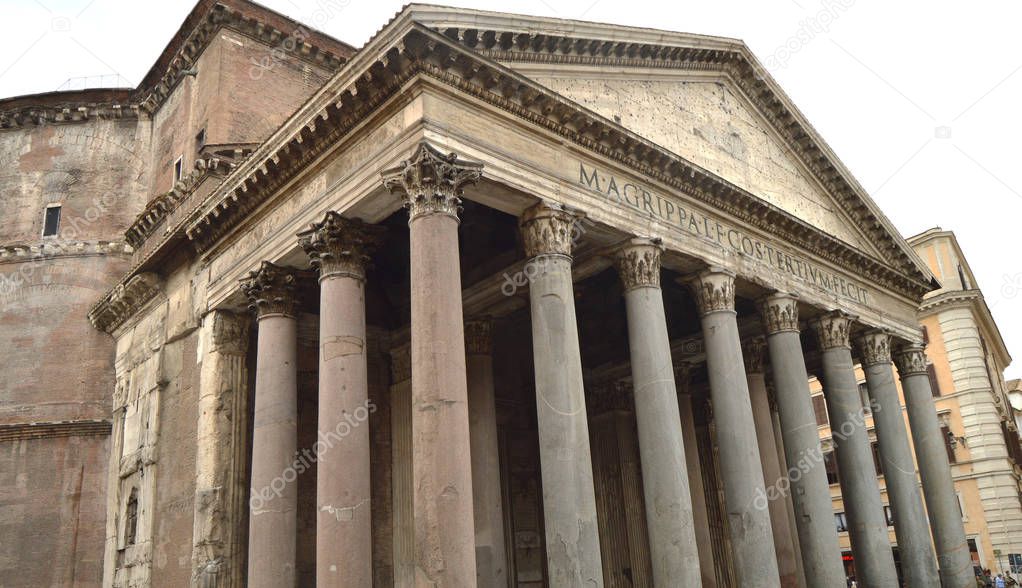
[810,310,856,351]
[856,329,892,367]
[613,237,663,291]
[893,344,928,376]
[519,201,585,259]
[759,292,801,335]
[297,211,384,281]
[381,142,483,223]
[684,267,736,316]
[206,310,250,356]
[743,336,767,374]
[465,319,492,356]
[240,261,300,319]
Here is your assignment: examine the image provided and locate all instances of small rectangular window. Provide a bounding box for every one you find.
[42,205,61,237]
[871,441,884,476]
[884,505,895,526]
[174,156,184,182]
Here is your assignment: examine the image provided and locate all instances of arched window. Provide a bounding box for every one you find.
[125,488,139,546]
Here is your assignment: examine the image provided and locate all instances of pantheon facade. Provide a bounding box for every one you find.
[0,1,977,587]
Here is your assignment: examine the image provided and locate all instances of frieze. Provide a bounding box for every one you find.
[579,163,871,307]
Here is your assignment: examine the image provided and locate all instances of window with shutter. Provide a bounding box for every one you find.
[871,441,884,476]
[927,364,941,396]
[941,425,957,463]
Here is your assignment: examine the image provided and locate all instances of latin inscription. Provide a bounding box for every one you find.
[578,163,870,306]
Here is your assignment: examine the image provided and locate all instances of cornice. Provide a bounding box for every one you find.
[135,3,349,116]
[0,98,138,131]
[918,289,982,315]
[0,2,351,127]
[93,15,936,333]
[0,419,112,442]
[0,239,132,265]
[435,23,930,286]
[88,272,164,334]
[175,25,929,302]
[125,153,242,249]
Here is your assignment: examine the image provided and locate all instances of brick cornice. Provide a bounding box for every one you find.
[0,419,112,442]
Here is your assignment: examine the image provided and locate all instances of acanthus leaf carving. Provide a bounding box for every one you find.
[239,261,299,319]
[614,238,663,291]
[381,142,483,222]
[297,211,384,281]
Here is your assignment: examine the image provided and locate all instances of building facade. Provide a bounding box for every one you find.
[0,2,987,587]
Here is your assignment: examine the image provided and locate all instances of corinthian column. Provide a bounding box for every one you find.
[241,262,300,588]
[743,337,800,588]
[613,238,700,587]
[758,293,844,588]
[298,212,383,587]
[520,201,604,587]
[857,330,939,587]
[811,312,898,587]
[685,268,780,588]
[192,310,249,588]
[382,142,481,585]
[465,319,508,587]
[894,344,973,588]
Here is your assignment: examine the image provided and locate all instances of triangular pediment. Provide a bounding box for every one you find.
[400,4,933,283]
[530,73,876,254]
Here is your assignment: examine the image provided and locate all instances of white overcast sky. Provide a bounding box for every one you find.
[2,0,1021,378]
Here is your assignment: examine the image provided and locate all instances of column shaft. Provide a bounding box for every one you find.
[688,269,780,588]
[858,332,939,587]
[299,212,381,588]
[745,341,801,588]
[521,203,603,586]
[769,397,808,588]
[242,262,299,588]
[616,240,700,587]
[813,313,898,587]
[409,212,476,584]
[895,345,973,588]
[678,382,718,588]
[760,293,845,588]
[466,321,509,587]
[383,143,481,585]
[317,275,372,585]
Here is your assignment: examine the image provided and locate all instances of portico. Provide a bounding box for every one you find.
[88,5,971,587]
